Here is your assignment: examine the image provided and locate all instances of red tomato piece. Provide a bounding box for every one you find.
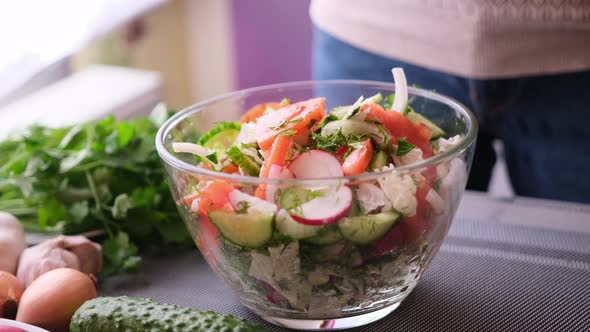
[256,97,325,150]
[363,103,434,158]
[342,139,374,176]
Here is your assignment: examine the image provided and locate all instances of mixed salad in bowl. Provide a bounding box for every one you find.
[157,68,475,326]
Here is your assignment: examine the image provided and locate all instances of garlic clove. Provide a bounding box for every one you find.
[17,235,101,287]
[60,236,102,275]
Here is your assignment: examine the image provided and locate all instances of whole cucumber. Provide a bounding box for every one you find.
[70,296,267,332]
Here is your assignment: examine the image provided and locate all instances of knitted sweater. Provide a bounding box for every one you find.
[310,0,590,78]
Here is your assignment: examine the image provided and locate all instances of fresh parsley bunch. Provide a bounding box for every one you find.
[0,105,192,276]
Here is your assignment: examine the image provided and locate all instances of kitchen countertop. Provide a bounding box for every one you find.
[101,191,590,331]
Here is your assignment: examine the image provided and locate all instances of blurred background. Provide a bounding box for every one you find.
[0,0,313,110]
[0,0,549,200]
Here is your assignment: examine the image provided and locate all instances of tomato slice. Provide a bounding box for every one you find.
[240,102,282,123]
[363,103,434,158]
[372,225,405,257]
[342,139,374,176]
[182,191,201,206]
[401,182,434,243]
[256,97,325,150]
[196,213,220,267]
[414,122,432,141]
[256,135,293,199]
[372,181,434,256]
[260,135,293,178]
[221,163,239,174]
[334,146,349,162]
[193,182,235,215]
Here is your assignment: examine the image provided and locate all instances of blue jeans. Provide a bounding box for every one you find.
[312,27,590,204]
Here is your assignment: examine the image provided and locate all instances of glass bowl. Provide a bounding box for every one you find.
[155,80,477,330]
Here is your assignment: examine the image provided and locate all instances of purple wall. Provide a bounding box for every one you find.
[230,0,312,89]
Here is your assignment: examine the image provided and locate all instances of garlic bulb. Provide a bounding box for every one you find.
[16,236,101,287]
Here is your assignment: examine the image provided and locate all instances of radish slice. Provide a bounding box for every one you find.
[391,67,408,113]
[228,190,277,215]
[268,164,294,179]
[290,186,352,225]
[265,165,294,203]
[288,150,343,179]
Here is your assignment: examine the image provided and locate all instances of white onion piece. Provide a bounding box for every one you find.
[228,190,277,215]
[391,67,408,113]
[425,189,446,215]
[190,198,201,212]
[172,142,210,157]
[288,150,343,179]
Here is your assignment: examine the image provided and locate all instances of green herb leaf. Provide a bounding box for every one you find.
[348,141,365,150]
[235,200,250,214]
[277,129,297,137]
[69,201,89,223]
[205,151,219,164]
[101,232,141,277]
[312,128,367,153]
[111,193,133,219]
[38,199,67,229]
[269,119,286,130]
[396,138,416,156]
[433,178,442,191]
[115,122,135,146]
[281,188,324,215]
[0,109,191,276]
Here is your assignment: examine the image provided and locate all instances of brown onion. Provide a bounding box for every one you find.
[0,272,24,319]
[16,268,96,332]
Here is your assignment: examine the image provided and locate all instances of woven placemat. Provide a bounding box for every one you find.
[101,215,590,331]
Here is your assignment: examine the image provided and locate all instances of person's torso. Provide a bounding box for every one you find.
[310,0,590,78]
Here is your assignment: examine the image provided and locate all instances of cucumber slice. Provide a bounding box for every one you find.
[338,211,400,244]
[276,209,322,239]
[330,106,349,119]
[330,93,384,119]
[279,187,323,212]
[198,122,241,152]
[209,210,273,248]
[347,199,361,217]
[403,109,446,139]
[321,120,389,144]
[304,225,343,245]
[364,93,384,105]
[226,145,261,176]
[369,150,389,170]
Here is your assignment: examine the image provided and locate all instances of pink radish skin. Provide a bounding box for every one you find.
[268,164,294,179]
[0,327,28,332]
[290,186,352,225]
[265,165,294,203]
[288,150,343,179]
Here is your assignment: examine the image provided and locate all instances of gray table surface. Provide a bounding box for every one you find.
[101,191,590,331]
